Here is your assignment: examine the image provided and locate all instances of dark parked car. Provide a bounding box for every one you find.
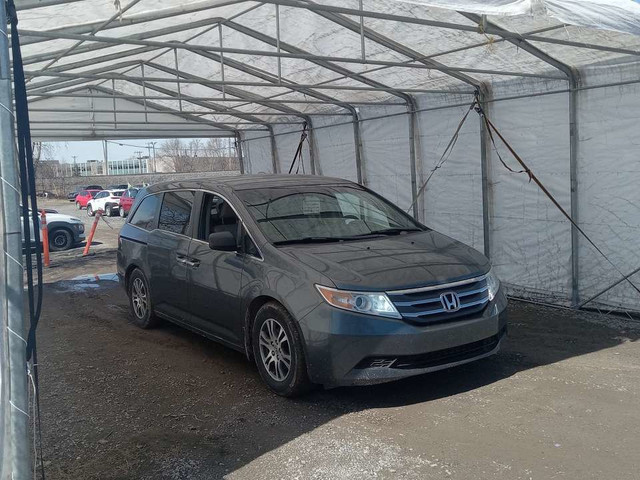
[107,184,129,190]
[117,176,507,396]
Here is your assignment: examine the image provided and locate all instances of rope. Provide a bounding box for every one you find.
[474,102,640,299]
[288,121,308,174]
[406,97,477,214]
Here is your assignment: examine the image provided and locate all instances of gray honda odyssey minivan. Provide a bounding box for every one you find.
[117,175,507,396]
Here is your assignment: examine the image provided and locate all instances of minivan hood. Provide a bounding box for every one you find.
[281,230,490,291]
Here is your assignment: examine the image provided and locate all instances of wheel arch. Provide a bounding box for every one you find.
[243,295,309,366]
[124,263,144,292]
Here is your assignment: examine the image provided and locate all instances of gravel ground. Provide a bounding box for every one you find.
[34,201,640,480]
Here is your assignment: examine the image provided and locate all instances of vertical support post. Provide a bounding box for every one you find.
[478,87,493,260]
[407,97,419,221]
[0,2,29,477]
[359,0,365,61]
[174,48,183,111]
[275,4,282,84]
[111,79,117,128]
[103,140,109,175]
[218,24,226,99]
[89,91,95,133]
[235,131,245,174]
[268,126,279,173]
[306,118,319,175]
[569,73,580,306]
[352,110,365,185]
[41,211,50,268]
[140,62,148,123]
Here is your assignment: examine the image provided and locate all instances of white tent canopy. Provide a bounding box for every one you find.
[12,0,640,312]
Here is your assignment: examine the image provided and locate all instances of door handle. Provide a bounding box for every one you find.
[176,254,188,265]
[185,258,200,268]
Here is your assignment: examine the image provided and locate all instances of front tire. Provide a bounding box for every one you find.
[252,302,312,397]
[49,228,72,251]
[75,201,81,210]
[87,204,95,217]
[127,269,159,329]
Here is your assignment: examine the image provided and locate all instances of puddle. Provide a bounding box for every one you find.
[55,273,119,293]
[70,273,118,282]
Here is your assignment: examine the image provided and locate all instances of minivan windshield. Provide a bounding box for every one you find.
[236,184,425,245]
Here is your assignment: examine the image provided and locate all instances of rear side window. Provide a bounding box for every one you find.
[158,191,195,235]
[129,194,161,231]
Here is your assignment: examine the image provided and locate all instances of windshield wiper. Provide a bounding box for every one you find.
[274,236,350,246]
[365,227,423,236]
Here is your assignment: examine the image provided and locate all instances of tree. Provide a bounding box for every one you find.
[157,138,198,173]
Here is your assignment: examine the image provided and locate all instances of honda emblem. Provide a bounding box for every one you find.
[440,291,461,312]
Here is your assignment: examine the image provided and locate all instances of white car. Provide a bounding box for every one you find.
[22,210,86,251]
[86,189,125,217]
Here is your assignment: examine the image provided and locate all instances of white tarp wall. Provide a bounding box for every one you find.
[312,115,359,182]
[273,125,312,174]
[489,79,572,304]
[359,105,413,211]
[577,61,640,310]
[417,94,484,255]
[243,130,273,175]
[243,65,640,313]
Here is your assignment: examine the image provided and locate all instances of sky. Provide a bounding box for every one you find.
[43,138,213,164]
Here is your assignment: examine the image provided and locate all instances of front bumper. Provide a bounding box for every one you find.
[298,288,508,387]
[71,224,85,244]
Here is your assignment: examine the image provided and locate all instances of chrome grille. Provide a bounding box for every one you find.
[387,275,489,325]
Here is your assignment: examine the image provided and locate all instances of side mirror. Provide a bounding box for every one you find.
[208,231,237,252]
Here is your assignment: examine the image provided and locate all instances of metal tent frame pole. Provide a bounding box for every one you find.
[0,3,29,478]
[462,13,581,307]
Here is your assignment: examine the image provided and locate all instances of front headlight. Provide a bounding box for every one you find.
[316,285,401,319]
[486,268,500,301]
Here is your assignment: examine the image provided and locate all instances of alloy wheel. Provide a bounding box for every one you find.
[258,318,292,382]
[131,277,148,319]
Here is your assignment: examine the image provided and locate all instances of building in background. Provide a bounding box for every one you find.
[107,157,149,175]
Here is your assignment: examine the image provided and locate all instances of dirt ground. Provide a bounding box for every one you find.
[34,200,640,480]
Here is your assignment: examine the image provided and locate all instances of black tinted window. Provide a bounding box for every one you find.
[158,191,195,235]
[129,194,161,230]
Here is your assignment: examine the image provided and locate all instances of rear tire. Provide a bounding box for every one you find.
[252,302,312,397]
[119,206,126,218]
[105,204,112,217]
[127,269,159,329]
[75,201,81,210]
[49,228,72,251]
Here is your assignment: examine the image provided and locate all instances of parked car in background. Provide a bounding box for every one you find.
[107,184,129,191]
[117,175,507,397]
[67,185,103,201]
[22,210,85,251]
[75,189,101,210]
[86,189,125,217]
[118,187,139,217]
